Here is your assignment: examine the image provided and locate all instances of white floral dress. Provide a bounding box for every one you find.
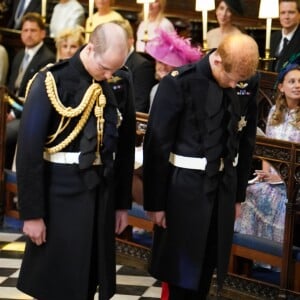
[235,106,300,243]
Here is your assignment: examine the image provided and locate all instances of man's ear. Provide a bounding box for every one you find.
[213,53,222,67]
[86,43,94,54]
[41,29,46,39]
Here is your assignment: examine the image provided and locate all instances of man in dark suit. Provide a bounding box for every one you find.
[143,33,260,299]
[116,19,157,112]
[7,0,41,29]
[270,0,300,72]
[6,12,55,168]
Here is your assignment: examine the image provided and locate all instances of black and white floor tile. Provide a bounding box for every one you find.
[0,231,162,300]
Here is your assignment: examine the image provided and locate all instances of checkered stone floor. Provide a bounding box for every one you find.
[0,231,161,300]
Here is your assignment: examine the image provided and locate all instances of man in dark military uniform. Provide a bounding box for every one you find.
[143,33,260,299]
[16,22,135,300]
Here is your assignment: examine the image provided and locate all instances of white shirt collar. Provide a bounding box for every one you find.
[25,41,44,60]
[282,25,298,41]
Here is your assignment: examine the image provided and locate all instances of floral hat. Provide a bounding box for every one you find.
[145,29,203,67]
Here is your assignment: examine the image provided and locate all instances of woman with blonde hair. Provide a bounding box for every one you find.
[55,26,85,61]
[136,0,175,52]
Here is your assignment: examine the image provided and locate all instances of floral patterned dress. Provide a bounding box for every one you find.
[235,106,300,243]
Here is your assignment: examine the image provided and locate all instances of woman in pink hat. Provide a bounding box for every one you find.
[146,29,203,111]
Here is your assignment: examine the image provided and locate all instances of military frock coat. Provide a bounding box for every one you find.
[143,54,259,290]
[16,49,136,300]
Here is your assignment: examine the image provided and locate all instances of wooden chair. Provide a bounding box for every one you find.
[228,136,300,297]
[116,112,153,269]
[3,169,18,219]
[119,112,154,241]
[130,112,153,230]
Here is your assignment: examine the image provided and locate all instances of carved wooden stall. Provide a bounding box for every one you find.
[256,137,300,297]
[224,136,300,300]
[223,72,300,300]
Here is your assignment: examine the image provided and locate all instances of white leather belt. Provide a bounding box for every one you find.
[169,152,239,171]
[43,152,102,165]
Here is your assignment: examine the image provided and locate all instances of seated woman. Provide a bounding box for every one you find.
[207,0,243,49]
[136,0,175,53]
[55,26,85,61]
[235,56,300,243]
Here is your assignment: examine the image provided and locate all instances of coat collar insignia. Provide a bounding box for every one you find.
[236,82,248,89]
[236,81,251,96]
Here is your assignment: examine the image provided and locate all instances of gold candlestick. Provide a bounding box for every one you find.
[41,0,47,22]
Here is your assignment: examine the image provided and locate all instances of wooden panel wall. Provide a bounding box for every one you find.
[0,0,281,59]
[117,0,280,27]
[81,0,281,55]
[79,0,280,28]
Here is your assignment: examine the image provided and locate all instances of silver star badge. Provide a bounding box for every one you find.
[238,116,247,131]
